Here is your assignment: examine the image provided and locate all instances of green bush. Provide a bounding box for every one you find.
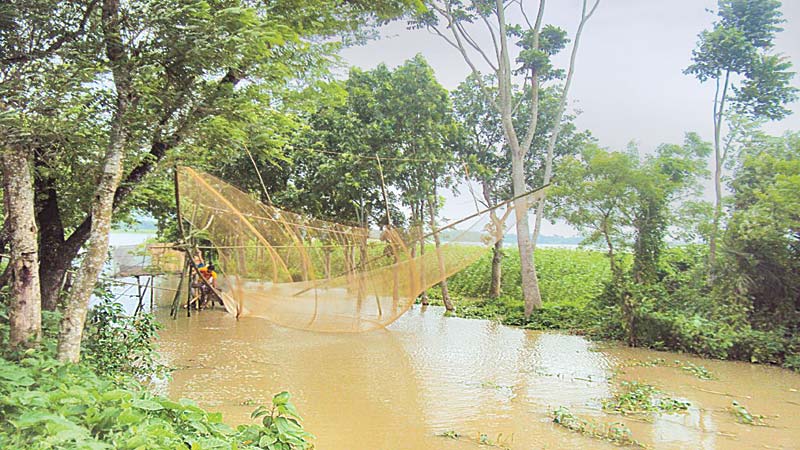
[0,352,312,449]
[0,293,313,449]
[81,300,166,380]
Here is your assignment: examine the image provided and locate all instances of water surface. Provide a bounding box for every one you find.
[154,303,800,449]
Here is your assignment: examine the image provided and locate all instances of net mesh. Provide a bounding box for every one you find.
[178,167,541,332]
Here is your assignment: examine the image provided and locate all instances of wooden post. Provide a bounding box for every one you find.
[133,275,145,316]
[170,258,189,319]
[174,166,222,315]
[149,275,154,310]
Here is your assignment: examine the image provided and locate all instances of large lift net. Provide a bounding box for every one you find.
[177,167,543,332]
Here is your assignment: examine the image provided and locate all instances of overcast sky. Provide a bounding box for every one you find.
[338,0,800,236]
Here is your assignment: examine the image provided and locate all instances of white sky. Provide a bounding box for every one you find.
[338,0,800,236]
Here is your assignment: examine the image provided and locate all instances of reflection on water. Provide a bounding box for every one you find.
[152,295,800,449]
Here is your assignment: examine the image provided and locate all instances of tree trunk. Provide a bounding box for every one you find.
[511,153,543,317]
[480,181,504,299]
[494,0,543,318]
[416,202,429,305]
[427,189,453,311]
[709,70,730,269]
[34,160,69,310]
[603,225,619,280]
[57,0,130,362]
[2,148,42,348]
[489,239,503,298]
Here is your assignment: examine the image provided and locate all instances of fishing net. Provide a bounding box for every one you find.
[177,167,544,332]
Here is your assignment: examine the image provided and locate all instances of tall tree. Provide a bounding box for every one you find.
[0,1,100,344]
[417,0,599,318]
[2,0,416,360]
[57,0,132,362]
[2,0,415,314]
[531,0,599,249]
[685,0,797,266]
[453,74,590,298]
[452,74,509,298]
[293,57,460,308]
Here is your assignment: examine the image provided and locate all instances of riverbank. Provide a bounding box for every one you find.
[426,246,800,372]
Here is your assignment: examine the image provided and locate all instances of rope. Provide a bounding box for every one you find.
[304,148,451,164]
[243,143,273,205]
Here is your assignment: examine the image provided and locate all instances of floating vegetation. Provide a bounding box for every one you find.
[552,407,644,447]
[625,358,716,380]
[677,361,715,380]
[437,430,512,448]
[627,357,667,368]
[440,430,460,439]
[603,381,690,419]
[729,401,768,426]
[480,380,511,390]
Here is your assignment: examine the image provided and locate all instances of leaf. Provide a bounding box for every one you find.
[259,434,279,447]
[272,391,290,406]
[117,408,142,426]
[132,399,164,411]
[102,389,132,402]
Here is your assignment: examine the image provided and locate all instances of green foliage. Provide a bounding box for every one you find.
[721,132,800,329]
[81,300,166,380]
[602,381,690,419]
[551,407,643,447]
[678,361,716,380]
[729,401,767,426]
[685,0,797,121]
[0,352,312,449]
[436,429,511,449]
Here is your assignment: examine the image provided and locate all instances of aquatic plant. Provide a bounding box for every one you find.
[625,358,716,380]
[729,401,767,426]
[678,361,715,380]
[602,381,690,418]
[552,407,644,447]
[436,430,512,449]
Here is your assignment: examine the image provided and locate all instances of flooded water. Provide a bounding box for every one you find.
[152,301,800,450]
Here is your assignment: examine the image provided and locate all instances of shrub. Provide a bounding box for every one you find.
[81,300,166,380]
[0,352,313,449]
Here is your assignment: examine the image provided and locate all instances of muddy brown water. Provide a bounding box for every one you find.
[153,303,800,449]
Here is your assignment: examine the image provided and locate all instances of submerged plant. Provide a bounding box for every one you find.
[624,358,716,380]
[730,401,767,426]
[552,407,644,447]
[436,430,512,449]
[603,381,690,418]
[677,361,715,380]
